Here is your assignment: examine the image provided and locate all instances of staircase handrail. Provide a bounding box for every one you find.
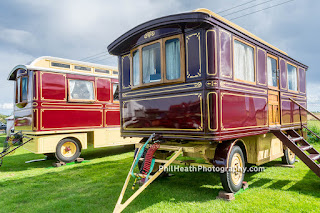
[289,98,320,122]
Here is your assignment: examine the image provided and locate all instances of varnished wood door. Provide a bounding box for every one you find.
[268,90,280,126]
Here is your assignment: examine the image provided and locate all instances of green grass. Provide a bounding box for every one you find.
[307,121,320,143]
[1,134,320,213]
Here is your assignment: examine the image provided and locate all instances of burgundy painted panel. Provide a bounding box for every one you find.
[207,30,216,76]
[41,109,102,129]
[96,78,111,102]
[221,92,267,130]
[122,94,202,130]
[280,59,287,90]
[299,67,306,93]
[106,111,120,126]
[67,74,95,81]
[220,30,232,78]
[281,100,291,124]
[41,72,66,101]
[186,32,201,78]
[122,55,131,89]
[208,92,218,131]
[257,49,267,85]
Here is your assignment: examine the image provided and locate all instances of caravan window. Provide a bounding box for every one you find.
[131,34,184,87]
[287,63,298,91]
[113,83,119,102]
[233,39,255,83]
[142,42,161,83]
[68,79,95,102]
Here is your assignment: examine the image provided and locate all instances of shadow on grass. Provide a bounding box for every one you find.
[0,152,319,213]
[0,144,134,172]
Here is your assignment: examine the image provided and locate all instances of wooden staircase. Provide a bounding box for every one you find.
[272,98,320,177]
[273,128,320,177]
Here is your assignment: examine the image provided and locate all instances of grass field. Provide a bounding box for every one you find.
[0,133,320,213]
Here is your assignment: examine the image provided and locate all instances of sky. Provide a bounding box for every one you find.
[0,0,319,115]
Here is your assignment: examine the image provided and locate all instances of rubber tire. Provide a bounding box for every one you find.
[282,148,296,165]
[220,145,245,193]
[55,138,81,163]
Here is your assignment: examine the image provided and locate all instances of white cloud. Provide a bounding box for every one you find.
[0,28,36,48]
[0,103,13,110]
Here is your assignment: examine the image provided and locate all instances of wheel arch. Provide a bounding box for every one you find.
[212,138,247,168]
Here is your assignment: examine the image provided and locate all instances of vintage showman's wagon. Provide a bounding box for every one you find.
[6,56,138,163]
[108,8,320,212]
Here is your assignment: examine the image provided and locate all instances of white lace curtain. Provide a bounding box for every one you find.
[132,50,140,86]
[69,80,94,100]
[166,38,180,80]
[142,43,161,83]
[234,40,255,82]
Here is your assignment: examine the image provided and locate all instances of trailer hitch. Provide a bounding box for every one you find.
[0,132,33,167]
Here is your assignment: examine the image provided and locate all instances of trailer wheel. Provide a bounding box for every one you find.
[282,148,296,165]
[220,145,245,193]
[55,138,81,163]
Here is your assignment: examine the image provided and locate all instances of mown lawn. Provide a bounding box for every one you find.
[0,134,320,213]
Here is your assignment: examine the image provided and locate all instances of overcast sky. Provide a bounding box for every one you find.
[0,0,319,115]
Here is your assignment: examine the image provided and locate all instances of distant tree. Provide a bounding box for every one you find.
[0,114,9,124]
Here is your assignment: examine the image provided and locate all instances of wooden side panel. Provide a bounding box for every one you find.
[41,109,103,130]
[208,92,218,131]
[106,110,120,126]
[279,59,287,90]
[219,30,232,78]
[221,92,267,130]
[41,72,66,101]
[122,55,131,89]
[299,67,306,94]
[257,49,267,86]
[96,78,111,102]
[186,32,201,78]
[206,30,216,76]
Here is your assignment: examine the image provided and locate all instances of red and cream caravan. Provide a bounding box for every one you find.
[108,8,320,200]
[7,56,138,163]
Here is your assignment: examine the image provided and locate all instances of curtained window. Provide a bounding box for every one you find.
[142,43,161,83]
[267,56,278,87]
[69,79,95,101]
[287,64,297,91]
[165,38,180,80]
[234,39,255,82]
[130,34,184,87]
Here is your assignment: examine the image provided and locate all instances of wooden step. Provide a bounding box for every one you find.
[281,127,295,131]
[300,145,313,151]
[309,154,320,161]
[291,137,304,142]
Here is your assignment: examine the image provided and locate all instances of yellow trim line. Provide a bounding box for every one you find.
[193,8,288,56]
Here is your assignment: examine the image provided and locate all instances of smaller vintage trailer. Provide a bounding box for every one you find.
[108,8,320,212]
[6,56,139,163]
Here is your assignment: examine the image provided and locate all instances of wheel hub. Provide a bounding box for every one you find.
[61,142,77,158]
[230,153,243,186]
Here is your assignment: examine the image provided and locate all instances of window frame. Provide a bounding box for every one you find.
[287,61,299,93]
[112,83,119,103]
[16,76,29,103]
[130,34,185,89]
[233,37,256,85]
[67,79,96,103]
[267,54,279,90]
